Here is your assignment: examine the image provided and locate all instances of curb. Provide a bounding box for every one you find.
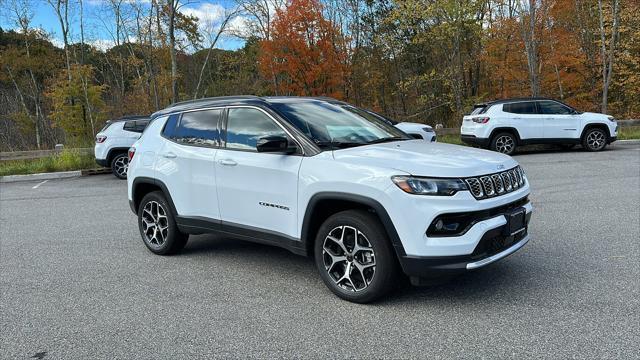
[0,170,82,183]
[616,139,640,144]
[0,168,111,183]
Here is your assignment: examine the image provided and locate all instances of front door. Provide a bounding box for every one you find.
[215,107,303,239]
[538,100,580,139]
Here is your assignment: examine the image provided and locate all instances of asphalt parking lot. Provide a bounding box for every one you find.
[1,142,639,359]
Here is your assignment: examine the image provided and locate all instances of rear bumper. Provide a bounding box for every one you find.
[96,158,109,167]
[461,135,490,147]
[398,215,531,279]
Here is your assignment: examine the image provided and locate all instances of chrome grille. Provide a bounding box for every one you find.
[480,176,495,196]
[491,174,505,194]
[465,178,484,198]
[501,172,512,191]
[464,166,526,200]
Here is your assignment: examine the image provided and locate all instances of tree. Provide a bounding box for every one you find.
[598,0,621,113]
[258,0,349,98]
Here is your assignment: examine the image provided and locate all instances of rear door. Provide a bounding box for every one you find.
[538,100,580,139]
[156,109,222,220]
[501,101,543,139]
[215,106,303,238]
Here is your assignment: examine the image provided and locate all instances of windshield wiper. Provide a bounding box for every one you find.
[314,141,366,149]
[366,137,409,145]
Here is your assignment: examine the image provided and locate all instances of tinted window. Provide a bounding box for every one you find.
[503,102,537,114]
[538,101,573,115]
[225,108,286,151]
[173,109,221,146]
[471,105,488,115]
[162,114,179,138]
[123,119,149,133]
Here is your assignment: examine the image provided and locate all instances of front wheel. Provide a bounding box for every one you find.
[490,132,517,155]
[138,191,188,255]
[582,128,608,152]
[314,210,399,303]
[111,153,129,179]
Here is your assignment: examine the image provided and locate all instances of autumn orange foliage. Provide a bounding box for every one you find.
[258,0,349,99]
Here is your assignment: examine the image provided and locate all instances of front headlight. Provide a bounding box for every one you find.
[391,176,467,196]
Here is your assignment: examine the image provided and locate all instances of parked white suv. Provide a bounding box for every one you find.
[95,116,150,179]
[461,98,618,154]
[127,96,533,303]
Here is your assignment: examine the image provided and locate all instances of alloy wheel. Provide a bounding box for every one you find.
[141,201,169,248]
[586,130,606,150]
[322,225,376,292]
[114,156,129,178]
[495,135,515,154]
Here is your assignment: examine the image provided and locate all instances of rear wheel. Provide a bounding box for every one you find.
[490,132,517,155]
[138,191,188,255]
[111,153,129,179]
[314,210,399,303]
[582,128,607,152]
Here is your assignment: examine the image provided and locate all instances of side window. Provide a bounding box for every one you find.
[123,120,150,133]
[123,120,137,132]
[503,102,537,115]
[173,109,222,147]
[538,101,573,115]
[225,108,287,151]
[162,114,179,139]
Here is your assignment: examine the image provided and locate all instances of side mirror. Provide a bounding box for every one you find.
[256,135,297,154]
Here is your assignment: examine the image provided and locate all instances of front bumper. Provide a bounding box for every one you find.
[461,134,490,147]
[399,225,530,278]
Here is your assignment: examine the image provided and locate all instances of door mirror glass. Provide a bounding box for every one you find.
[256,135,297,154]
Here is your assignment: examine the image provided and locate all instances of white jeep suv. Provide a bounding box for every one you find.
[127,96,533,303]
[95,116,150,178]
[461,98,618,154]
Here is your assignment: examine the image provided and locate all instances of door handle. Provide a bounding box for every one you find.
[218,159,237,166]
[162,152,177,159]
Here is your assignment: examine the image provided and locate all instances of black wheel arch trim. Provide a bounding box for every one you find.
[300,192,407,258]
[131,177,179,217]
[489,127,522,143]
[580,123,614,142]
[107,147,131,165]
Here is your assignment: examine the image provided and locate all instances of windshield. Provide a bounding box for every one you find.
[271,101,410,149]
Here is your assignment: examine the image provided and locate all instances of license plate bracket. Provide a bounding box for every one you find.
[504,207,526,236]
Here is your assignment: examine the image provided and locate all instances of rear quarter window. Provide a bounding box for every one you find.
[503,102,537,114]
[470,106,488,115]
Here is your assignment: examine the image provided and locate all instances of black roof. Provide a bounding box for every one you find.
[151,96,343,118]
[474,97,557,107]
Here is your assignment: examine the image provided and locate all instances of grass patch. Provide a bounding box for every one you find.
[618,125,640,140]
[437,133,465,145]
[0,150,97,176]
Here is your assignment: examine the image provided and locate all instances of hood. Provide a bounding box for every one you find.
[332,140,518,177]
[581,111,610,120]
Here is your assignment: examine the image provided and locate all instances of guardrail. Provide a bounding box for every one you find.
[0,148,92,162]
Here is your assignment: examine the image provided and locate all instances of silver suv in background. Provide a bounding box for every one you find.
[95,116,150,179]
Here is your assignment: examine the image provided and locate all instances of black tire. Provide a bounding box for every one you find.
[111,153,129,179]
[582,128,608,152]
[314,210,399,303]
[137,191,188,255]
[490,132,517,155]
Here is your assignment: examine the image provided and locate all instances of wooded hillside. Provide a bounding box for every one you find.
[1,0,637,151]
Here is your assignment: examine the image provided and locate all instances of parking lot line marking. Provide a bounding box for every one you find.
[32,180,48,189]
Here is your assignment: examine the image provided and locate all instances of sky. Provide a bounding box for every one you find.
[1,0,247,51]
